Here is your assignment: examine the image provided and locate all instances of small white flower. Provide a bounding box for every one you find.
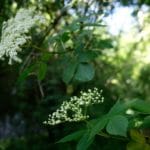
[0,8,46,64]
[45,88,104,125]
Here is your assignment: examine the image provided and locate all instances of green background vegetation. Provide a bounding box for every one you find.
[0,0,150,149]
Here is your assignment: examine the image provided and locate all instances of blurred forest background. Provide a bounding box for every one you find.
[0,0,150,149]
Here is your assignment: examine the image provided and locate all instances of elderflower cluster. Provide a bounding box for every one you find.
[0,8,45,64]
[44,88,104,125]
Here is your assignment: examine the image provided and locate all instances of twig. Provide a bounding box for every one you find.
[32,44,73,54]
[97,132,128,141]
[37,79,45,99]
[19,50,34,73]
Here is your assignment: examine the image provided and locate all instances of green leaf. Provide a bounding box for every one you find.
[78,51,98,63]
[142,116,150,128]
[77,131,94,150]
[108,101,127,116]
[74,63,95,82]
[62,60,78,84]
[97,39,113,49]
[37,62,47,81]
[68,23,80,31]
[109,100,150,116]
[41,52,51,62]
[88,116,108,141]
[61,32,70,43]
[106,115,128,137]
[17,65,34,83]
[57,130,85,143]
[47,35,59,44]
[130,100,150,114]
[77,115,108,150]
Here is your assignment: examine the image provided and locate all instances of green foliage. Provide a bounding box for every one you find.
[76,131,94,150]
[88,116,108,141]
[17,65,34,83]
[0,0,150,150]
[142,116,150,128]
[106,115,128,137]
[62,59,78,84]
[58,100,150,150]
[36,61,48,81]
[127,130,150,150]
[74,63,95,82]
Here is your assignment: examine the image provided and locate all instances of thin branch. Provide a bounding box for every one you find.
[37,79,45,99]
[97,132,128,141]
[31,45,74,54]
[19,50,33,73]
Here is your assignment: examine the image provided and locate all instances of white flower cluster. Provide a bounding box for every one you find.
[44,88,104,125]
[0,8,45,64]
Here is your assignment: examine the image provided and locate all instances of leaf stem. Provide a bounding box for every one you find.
[97,132,128,141]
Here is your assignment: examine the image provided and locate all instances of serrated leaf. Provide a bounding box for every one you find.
[62,60,78,84]
[74,63,95,82]
[57,130,85,143]
[106,115,128,137]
